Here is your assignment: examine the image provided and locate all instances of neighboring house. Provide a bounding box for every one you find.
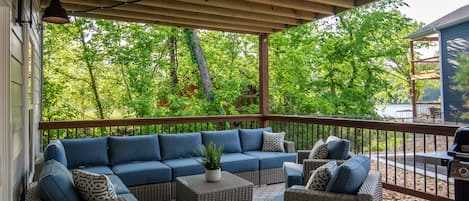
[406,5,469,123]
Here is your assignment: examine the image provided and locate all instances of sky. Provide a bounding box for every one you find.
[399,0,469,24]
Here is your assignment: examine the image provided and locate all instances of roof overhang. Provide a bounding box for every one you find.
[40,0,376,35]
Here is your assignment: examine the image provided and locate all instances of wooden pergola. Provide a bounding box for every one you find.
[40,0,376,126]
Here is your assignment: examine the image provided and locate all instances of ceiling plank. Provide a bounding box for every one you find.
[54,0,287,30]
[175,0,316,19]
[73,8,274,33]
[304,0,355,9]
[70,12,261,35]
[115,0,301,25]
[243,0,335,14]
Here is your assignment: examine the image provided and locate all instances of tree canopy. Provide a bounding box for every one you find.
[42,0,421,121]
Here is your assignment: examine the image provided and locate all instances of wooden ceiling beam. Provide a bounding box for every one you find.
[70,12,261,35]
[119,0,301,25]
[54,0,287,30]
[174,0,316,19]
[67,7,274,34]
[243,0,335,14]
[304,0,356,9]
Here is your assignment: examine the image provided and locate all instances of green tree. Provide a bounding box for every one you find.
[452,53,469,119]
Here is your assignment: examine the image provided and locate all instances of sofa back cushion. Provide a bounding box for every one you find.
[61,137,109,169]
[159,133,202,160]
[38,160,81,201]
[44,140,67,166]
[239,127,272,152]
[109,135,161,165]
[201,130,242,153]
[326,155,371,194]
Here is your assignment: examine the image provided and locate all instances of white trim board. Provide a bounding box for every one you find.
[0,5,12,201]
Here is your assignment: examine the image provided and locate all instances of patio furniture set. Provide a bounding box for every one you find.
[30,128,382,201]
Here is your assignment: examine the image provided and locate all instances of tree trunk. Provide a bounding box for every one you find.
[184,28,213,102]
[170,28,179,88]
[79,28,105,119]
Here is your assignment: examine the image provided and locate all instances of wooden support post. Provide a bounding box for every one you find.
[410,40,417,118]
[259,34,269,127]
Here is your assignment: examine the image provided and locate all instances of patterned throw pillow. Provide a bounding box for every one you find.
[308,139,328,159]
[305,161,337,191]
[262,131,286,152]
[72,169,117,201]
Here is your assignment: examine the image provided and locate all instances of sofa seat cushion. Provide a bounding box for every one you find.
[244,151,297,170]
[109,135,161,165]
[44,140,67,166]
[220,153,259,173]
[326,155,371,194]
[283,162,303,188]
[159,133,202,160]
[76,166,114,175]
[38,160,81,201]
[108,175,130,194]
[239,127,272,152]
[61,137,109,169]
[112,161,172,187]
[162,158,205,180]
[117,193,138,201]
[202,130,242,153]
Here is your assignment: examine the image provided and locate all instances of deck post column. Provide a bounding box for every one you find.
[410,40,417,118]
[259,34,269,127]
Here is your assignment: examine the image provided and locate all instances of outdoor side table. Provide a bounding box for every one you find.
[176,171,253,201]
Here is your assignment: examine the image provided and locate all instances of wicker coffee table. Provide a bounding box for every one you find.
[176,171,253,201]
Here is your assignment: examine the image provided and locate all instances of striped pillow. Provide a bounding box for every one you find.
[72,169,117,201]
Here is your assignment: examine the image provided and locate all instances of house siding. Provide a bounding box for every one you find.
[440,21,469,123]
[8,0,42,200]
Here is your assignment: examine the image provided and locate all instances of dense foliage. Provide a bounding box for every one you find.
[43,0,421,120]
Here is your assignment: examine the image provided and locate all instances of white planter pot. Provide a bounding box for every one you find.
[205,168,221,182]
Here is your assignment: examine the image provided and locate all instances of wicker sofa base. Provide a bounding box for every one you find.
[234,170,260,186]
[129,182,172,201]
[260,168,284,185]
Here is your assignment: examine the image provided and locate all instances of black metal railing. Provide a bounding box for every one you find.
[265,114,459,201]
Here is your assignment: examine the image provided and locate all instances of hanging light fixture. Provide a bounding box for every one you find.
[42,0,70,24]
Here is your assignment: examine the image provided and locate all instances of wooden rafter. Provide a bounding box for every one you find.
[40,0,377,35]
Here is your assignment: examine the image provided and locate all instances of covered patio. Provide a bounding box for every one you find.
[0,0,464,201]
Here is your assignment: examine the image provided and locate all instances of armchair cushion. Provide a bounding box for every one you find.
[239,127,272,152]
[202,130,242,153]
[159,133,202,160]
[244,151,296,170]
[283,162,303,188]
[61,137,109,169]
[109,135,161,165]
[107,175,130,194]
[162,157,205,180]
[43,140,67,167]
[327,139,350,160]
[309,139,328,159]
[38,160,81,201]
[262,131,286,152]
[112,161,172,186]
[221,153,259,173]
[326,155,370,194]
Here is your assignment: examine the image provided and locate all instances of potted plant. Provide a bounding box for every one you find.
[194,141,224,182]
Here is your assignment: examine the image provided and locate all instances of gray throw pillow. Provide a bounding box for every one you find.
[262,131,285,152]
[309,139,328,159]
[305,161,338,191]
[72,169,117,201]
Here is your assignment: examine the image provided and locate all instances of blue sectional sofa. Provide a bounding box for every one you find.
[39,128,296,201]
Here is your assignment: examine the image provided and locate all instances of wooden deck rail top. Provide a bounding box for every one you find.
[39,114,460,136]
